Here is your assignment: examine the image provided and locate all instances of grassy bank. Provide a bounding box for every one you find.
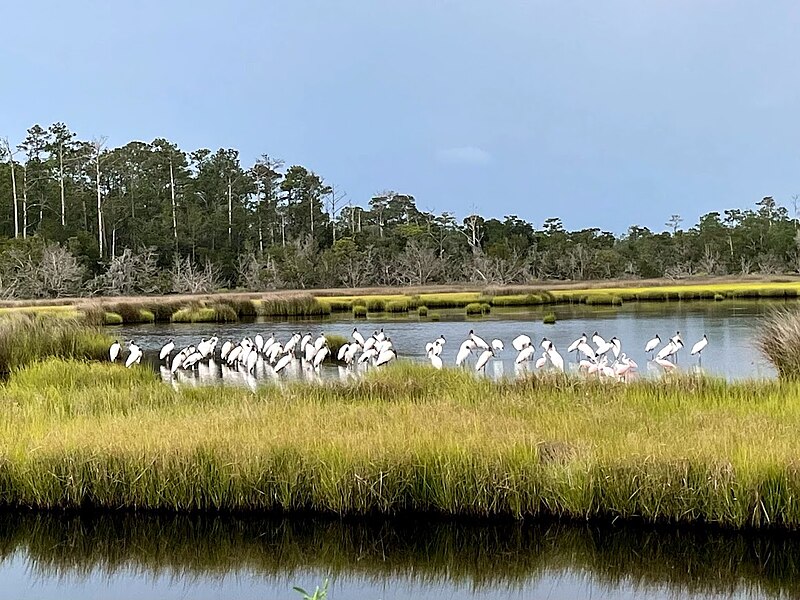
[0,277,793,324]
[1,359,800,529]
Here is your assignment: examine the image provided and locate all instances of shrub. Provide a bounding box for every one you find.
[138,309,155,323]
[543,312,557,324]
[417,305,429,317]
[714,293,725,301]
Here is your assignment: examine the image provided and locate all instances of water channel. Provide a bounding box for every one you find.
[2,512,799,599]
[112,299,787,382]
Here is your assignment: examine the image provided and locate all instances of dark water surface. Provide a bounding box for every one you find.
[112,299,791,383]
[1,512,798,599]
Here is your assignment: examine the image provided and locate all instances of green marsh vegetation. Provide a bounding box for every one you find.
[0,314,110,373]
[1,359,800,529]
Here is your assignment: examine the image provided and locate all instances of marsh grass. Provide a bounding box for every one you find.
[465,302,490,315]
[352,306,367,318]
[0,316,110,373]
[417,305,428,317]
[0,359,798,529]
[758,308,800,378]
[259,294,331,318]
[385,300,409,313]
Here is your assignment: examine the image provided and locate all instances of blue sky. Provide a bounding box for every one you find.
[3,1,799,233]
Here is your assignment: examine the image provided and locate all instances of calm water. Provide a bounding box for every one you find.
[112,299,790,383]
[0,512,797,599]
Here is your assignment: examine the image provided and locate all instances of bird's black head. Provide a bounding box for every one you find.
[469,329,474,335]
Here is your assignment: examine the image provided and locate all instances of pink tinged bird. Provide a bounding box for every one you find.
[654,357,677,371]
[534,353,548,369]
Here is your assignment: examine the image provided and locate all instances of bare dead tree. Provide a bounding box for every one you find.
[170,256,221,294]
[0,138,19,238]
[396,239,444,285]
[326,184,348,244]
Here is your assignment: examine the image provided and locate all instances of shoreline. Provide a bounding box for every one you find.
[1,276,797,325]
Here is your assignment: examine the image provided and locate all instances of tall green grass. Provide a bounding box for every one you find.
[0,359,799,529]
[0,315,111,373]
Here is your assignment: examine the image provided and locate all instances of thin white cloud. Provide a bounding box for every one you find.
[436,146,491,165]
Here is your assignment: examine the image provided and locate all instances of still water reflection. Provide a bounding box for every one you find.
[0,512,798,599]
[112,300,790,383]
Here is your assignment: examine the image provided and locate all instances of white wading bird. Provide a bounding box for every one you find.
[644,334,661,356]
[159,339,174,363]
[475,349,494,372]
[109,340,121,363]
[691,334,708,365]
[125,340,142,368]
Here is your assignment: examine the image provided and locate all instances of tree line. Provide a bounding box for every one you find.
[0,123,798,298]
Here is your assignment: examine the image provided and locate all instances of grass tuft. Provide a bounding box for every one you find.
[542,312,557,324]
[758,309,800,379]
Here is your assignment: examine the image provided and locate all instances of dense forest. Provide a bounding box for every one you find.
[1,123,798,298]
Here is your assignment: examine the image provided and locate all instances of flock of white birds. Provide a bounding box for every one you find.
[107,326,709,383]
[107,328,398,376]
[425,329,709,381]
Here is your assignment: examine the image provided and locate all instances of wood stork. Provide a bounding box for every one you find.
[428,349,443,369]
[644,334,661,356]
[352,327,366,347]
[691,334,708,365]
[220,340,233,361]
[567,334,586,361]
[475,349,493,372]
[375,348,396,367]
[274,352,293,374]
[313,345,329,368]
[540,338,553,352]
[469,330,490,350]
[592,332,606,349]
[547,345,565,372]
[159,339,174,363]
[125,341,142,368]
[491,339,504,351]
[512,334,532,351]
[515,346,536,364]
[109,340,121,363]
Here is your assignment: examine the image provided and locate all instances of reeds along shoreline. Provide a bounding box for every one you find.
[1,359,800,529]
[0,314,110,373]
